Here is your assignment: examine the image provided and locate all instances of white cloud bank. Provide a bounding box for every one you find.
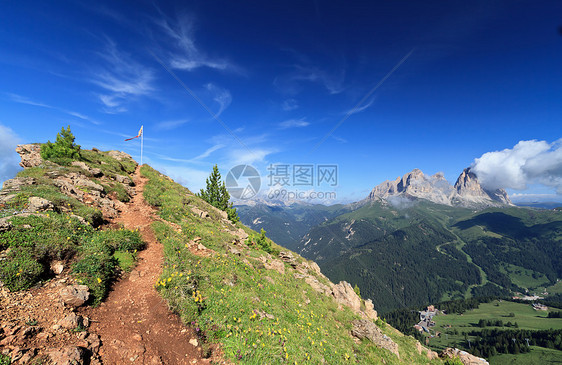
[471,139,562,193]
[0,124,22,184]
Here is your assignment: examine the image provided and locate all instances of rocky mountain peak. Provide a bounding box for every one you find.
[367,167,512,208]
[453,167,512,206]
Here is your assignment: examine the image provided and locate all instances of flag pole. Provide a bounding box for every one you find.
[140,124,144,166]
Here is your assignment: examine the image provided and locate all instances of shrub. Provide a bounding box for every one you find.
[40,126,81,162]
[246,228,272,253]
[0,354,11,365]
[0,247,44,291]
[90,229,144,252]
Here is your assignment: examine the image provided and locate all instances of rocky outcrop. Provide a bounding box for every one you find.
[15,144,42,168]
[351,319,399,357]
[366,167,512,208]
[440,347,489,365]
[331,281,361,313]
[107,150,133,161]
[415,341,438,360]
[53,172,125,218]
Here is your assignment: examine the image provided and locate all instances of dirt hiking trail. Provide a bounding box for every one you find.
[87,167,210,365]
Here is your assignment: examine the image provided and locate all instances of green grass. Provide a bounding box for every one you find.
[0,147,144,305]
[429,300,562,352]
[499,264,550,290]
[489,346,562,364]
[546,281,562,295]
[141,165,443,365]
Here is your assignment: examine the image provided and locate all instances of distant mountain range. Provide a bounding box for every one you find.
[237,167,562,314]
[365,167,511,208]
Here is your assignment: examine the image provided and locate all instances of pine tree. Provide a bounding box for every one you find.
[198,165,239,223]
[40,125,81,161]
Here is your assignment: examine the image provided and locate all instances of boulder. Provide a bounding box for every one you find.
[49,346,87,365]
[440,348,489,365]
[278,251,298,268]
[331,281,361,313]
[0,218,12,233]
[50,260,65,275]
[16,144,42,168]
[59,285,90,307]
[28,197,53,212]
[58,313,85,329]
[114,174,134,186]
[351,319,399,358]
[190,207,210,219]
[71,161,103,177]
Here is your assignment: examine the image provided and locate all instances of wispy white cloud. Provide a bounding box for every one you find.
[274,65,346,95]
[229,148,275,166]
[331,135,348,143]
[278,118,310,129]
[205,83,232,117]
[91,40,155,113]
[194,144,225,160]
[154,12,235,72]
[282,98,299,111]
[0,124,22,184]
[346,97,375,115]
[154,119,189,131]
[152,143,225,164]
[5,93,101,125]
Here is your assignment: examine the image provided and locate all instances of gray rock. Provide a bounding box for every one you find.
[59,285,90,307]
[190,207,210,219]
[71,161,103,177]
[114,174,134,186]
[0,218,12,233]
[27,197,53,212]
[351,319,399,357]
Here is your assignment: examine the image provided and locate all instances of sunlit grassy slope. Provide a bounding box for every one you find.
[140,165,444,365]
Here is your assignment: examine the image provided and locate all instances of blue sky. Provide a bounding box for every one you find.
[1,1,561,203]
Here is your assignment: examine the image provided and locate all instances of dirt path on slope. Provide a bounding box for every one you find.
[87,167,209,365]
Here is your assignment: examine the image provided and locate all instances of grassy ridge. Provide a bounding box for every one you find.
[0,147,144,305]
[140,165,443,364]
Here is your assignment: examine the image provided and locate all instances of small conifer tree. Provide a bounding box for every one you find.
[40,125,81,161]
[198,165,239,223]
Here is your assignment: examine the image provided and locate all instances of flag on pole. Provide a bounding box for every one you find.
[125,125,144,165]
[124,126,143,141]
